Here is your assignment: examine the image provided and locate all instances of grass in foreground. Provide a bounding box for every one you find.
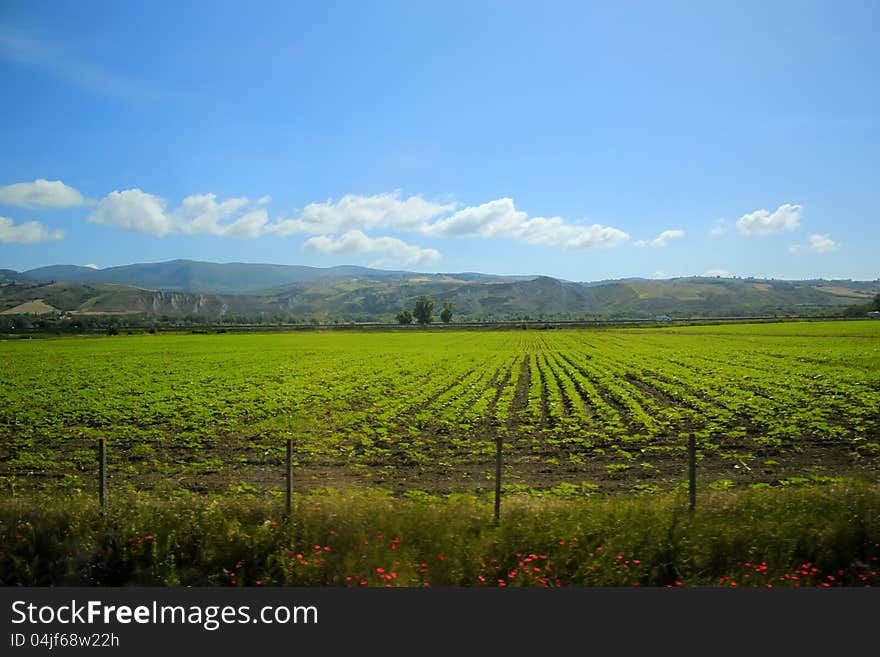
[2,482,879,587]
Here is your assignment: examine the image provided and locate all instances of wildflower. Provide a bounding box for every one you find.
[255,580,263,586]
[376,567,385,574]
[437,554,445,561]
[145,535,154,541]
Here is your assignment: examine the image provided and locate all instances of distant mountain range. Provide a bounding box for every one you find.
[1,259,877,322]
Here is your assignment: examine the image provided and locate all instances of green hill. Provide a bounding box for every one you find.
[2,260,877,322]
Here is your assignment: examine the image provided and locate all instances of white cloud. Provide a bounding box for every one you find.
[635,228,685,248]
[84,263,99,269]
[0,216,65,244]
[423,198,525,237]
[82,188,632,253]
[89,190,270,238]
[304,230,441,267]
[791,233,840,254]
[271,192,455,236]
[219,209,269,239]
[89,189,172,236]
[172,193,250,236]
[703,268,731,277]
[0,179,86,208]
[563,223,630,249]
[423,197,629,249]
[808,233,840,253]
[708,218,728,237]
[736,203,801,236]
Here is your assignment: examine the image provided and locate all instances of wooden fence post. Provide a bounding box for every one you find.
[688,433,697,513]
[285,436,293,520]
[98,437,106,515]
[494,435,503,524]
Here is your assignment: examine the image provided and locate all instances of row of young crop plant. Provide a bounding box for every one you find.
[2,325,877,494]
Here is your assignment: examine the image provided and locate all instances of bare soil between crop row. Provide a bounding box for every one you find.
[5,436,878,497]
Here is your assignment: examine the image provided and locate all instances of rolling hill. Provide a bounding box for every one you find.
[1,260,877,322]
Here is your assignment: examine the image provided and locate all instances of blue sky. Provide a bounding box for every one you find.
[1,1,878,281]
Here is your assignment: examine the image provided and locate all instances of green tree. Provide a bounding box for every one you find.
[412,295,434,324]
[440,300,454,323]
[396,309,413,324]
[874,292,880,310]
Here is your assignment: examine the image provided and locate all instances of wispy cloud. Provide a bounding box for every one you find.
[790,233,841,254]
[0,28,156,103]
[737,203,801,236]
[634,229,685,248]
[0,179,87,209]
[708,218,728,237]
[0,216,65,244]
[703,268,731,277]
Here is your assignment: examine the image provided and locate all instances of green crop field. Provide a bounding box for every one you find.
[2,320,879,497]
[2,320,880,587]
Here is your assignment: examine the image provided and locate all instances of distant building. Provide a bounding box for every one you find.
[655,315,672,322]
[868,311,880,319]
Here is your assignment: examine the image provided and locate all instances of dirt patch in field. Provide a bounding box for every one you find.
[0,299,58,315]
